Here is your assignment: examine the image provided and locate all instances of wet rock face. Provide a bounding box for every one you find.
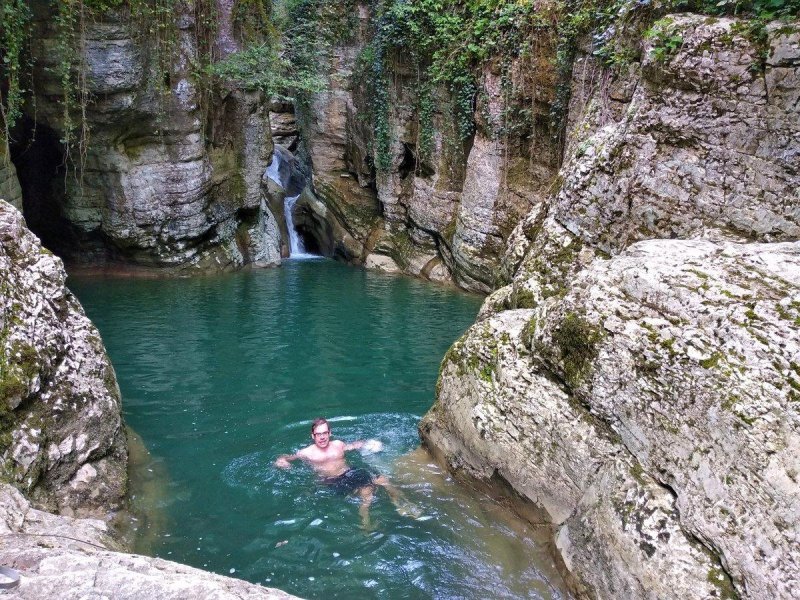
[305,39,384,263]
[0,201,126,518]
[12,2,280,270]
[422,239,800,599]
[0,484,299,599]
[0,151,22,212]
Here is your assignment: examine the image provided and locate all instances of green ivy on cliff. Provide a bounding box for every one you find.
[355,1,619,171]
[349,0,798,174]
[0,0,31,161]
[0,0,279,171]
[210,0,356,136]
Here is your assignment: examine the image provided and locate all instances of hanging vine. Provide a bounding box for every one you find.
[0,0,32,163]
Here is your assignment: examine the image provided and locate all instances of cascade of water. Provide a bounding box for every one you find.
[265,155,282,188]
[283,193,308,257]
[265,149,317,259]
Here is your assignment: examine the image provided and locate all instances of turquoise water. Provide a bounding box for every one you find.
[68,259,566,599]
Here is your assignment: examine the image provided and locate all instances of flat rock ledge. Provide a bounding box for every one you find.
[0,484,299,599]
[421,238,800,599]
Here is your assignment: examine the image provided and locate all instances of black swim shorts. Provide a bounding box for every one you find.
[321,468,375,495]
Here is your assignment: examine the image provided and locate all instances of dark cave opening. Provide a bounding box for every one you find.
[9,118,76,257]
[398,143,416,180]
[297,225,322,255]
[398,142,435,180]
[293,203,333,257]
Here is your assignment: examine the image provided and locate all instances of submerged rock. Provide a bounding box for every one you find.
[422,239,800,599]
[0,200,126,517]
[0,483,298,599]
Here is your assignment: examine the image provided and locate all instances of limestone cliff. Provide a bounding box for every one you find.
[296,4,561,292]
[0,200,126,518]
[420,14,800,600]
[8,0,280,270]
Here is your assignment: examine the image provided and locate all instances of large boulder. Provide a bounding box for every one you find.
[0,200,126,517]
[422,239,800,599]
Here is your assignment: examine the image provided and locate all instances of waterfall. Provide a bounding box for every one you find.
[283,193,307,256]
[265,156,282,188]
[264,149,317,259]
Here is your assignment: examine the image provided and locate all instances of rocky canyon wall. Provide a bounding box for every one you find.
[420,14,800,600]
[8,0,280,270]
[294,4,561,291]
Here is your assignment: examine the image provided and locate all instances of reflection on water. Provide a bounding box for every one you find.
[69,260,567,599]
[123,428,170,554]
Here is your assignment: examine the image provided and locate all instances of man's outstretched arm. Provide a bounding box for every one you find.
[344,439,383,452]
[275,453,300,469]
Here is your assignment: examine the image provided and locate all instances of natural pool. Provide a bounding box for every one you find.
[68,259,567,599]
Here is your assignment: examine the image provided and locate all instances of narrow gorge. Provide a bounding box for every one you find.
[1,0,799,598]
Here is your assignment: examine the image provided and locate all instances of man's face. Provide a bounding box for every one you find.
[312,423,331,449]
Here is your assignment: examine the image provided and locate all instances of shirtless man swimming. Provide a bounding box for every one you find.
[275,417,407,529]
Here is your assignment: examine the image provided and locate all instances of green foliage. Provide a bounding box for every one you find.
[355,0,556,172]
[646,18,685,62]
[53,0,91,172]
[209,43,326,97]
[356,0,663,167]
[552,312,603,388]
[259,0,358,136]
[233,0,271,41]
[673,0,799,19]
[0,0,31,158]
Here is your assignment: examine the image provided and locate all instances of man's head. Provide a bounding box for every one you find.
[311,417,331,448]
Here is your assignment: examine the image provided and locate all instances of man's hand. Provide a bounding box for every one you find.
[362,439,383,453]
[275,456,292,469]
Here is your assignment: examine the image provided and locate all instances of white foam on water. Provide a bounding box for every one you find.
[310,518,323,526]
[274,519,297,526]
[286,253,322,261]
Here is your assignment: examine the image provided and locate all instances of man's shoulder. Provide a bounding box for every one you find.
[297,444,316,457]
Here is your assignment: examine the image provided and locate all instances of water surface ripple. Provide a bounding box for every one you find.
[68,260,566,599]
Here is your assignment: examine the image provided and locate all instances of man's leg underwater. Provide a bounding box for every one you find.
[373,475,423,518]
[357,485,375,530]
